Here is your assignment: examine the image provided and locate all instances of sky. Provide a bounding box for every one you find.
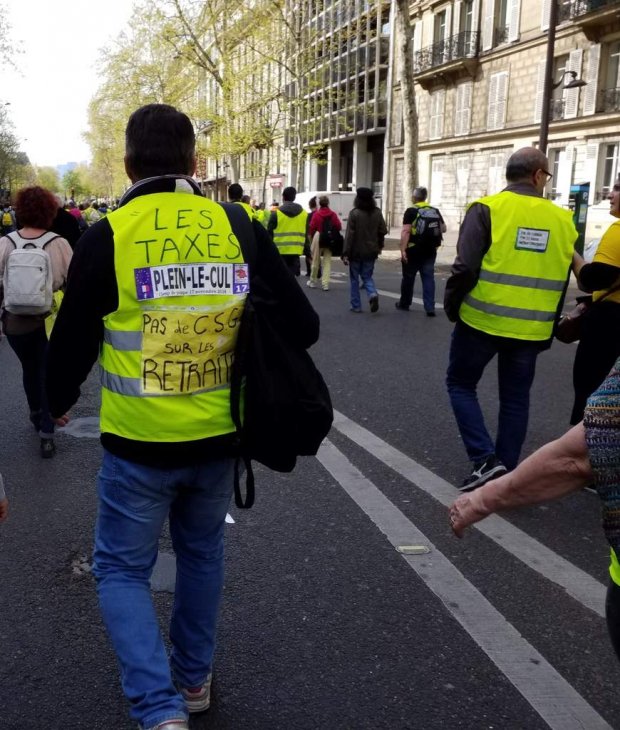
[2,0,137,168]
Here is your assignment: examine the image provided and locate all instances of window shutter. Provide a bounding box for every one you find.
[453,1,462,37]
[455,85,464,136]
[487,73,499,130]
[564,48,583,119]
[444,5,453,61]
[584,143,599,204]
[534,60,546,124]
[472,0,481,34]
[431,157,444,203]
[431,88,446,139]
[413,21,423,54]
[508,0,521,42]
[481,0,494,51]
[541,0,551,30]
[430,93,439,139]
[583,44,600,116]
[455,81,473,135]
[556,147,574,206]
[496,71,508,129]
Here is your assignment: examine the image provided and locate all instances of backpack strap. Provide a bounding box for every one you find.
[7,230,59,250]
[221,202,257,509]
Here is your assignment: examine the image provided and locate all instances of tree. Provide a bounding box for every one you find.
[36,166,61,192]
[394,0,419,199]
[62,169,87,201]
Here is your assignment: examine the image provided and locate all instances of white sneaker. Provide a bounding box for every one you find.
[306,279,317,288]
[180,673,212,713]
[322,285,329,291]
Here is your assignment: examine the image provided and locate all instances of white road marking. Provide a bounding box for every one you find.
[317,439,613,730]
[332,410,606,617]
[226,513,235,524]
[327,277,445,309]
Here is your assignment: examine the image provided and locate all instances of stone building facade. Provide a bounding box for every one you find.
[385,0,620,234]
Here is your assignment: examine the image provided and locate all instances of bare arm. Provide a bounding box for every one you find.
[400,224,411,262]
[450,423,592,537]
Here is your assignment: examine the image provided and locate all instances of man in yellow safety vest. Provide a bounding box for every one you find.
[46,104,319,730]
[267,186,308,276]
[444,146,579,492]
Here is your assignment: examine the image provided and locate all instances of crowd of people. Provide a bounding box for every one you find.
[1,103,620,729]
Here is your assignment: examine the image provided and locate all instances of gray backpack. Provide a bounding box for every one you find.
[3,231,58,315]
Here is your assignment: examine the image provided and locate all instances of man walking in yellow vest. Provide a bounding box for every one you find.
[444,147,579,492]
[268,185,308,276]
[45,104,319,730]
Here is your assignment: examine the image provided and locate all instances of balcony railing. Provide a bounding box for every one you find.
[601,87,620,112]
[413,31,479,73]
[558,0,620,22]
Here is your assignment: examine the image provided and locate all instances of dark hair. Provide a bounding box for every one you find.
[354,187,376,211]
[228,183,243,201]
[318,195,329,207]
[505,147,548,183]
[413,187,427,201]
[308,196,317,209]
[241,194,251,204]
[15,186,58,229]
[282,186,297,202]
[125,104,195,180]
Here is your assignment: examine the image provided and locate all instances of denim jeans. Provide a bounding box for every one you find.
[349,259,378,310]
[92,451,234,729]
[446,322,541,470]
[399,249,437,313]
[6,325,54,437]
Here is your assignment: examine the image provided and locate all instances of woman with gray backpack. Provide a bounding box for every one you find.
[0,186,72,458]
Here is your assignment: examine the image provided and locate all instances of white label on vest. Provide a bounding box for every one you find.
[515,228,550,252]
[134,263,249,301]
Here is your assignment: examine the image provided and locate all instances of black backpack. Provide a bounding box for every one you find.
[411,206,442,250]
[225,205,333,509]
[319,215,344,256]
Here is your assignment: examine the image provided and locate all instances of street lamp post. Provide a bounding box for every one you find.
[538,0,587,155]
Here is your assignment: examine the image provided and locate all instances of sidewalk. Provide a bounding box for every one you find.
[385,227,458,265]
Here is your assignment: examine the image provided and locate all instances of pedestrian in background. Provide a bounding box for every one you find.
[570,175,620,424]
[444,147,579,491]
[0,186,72,459]
[46,104,319,730]
[395,186,446,316]
[307,195,341,291]
[268,186,308,276]
[304,195,317,277]
[0,472,7,523]
[342,187,386,313]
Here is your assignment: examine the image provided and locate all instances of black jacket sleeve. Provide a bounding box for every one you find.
[444,203,492,322]
[579,262,620,292]
[46,219,117,417]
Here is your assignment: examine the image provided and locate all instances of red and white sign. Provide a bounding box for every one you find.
[269,174,285,188]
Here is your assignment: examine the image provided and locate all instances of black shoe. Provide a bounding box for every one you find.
[459,455,507,492]
[426,311,436,317]
[369,295,379,313]
[40,438,56,459]
[395,302,410,311]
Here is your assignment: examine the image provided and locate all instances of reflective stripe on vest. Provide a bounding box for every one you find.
[274,208,308,255]
[100,192,248,442]
[459,191,577,341]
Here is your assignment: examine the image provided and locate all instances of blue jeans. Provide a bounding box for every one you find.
[399,249,436,313]
[446,322,541,470]
[92,452,234,729]
[6,325,54,437]
[349,259,378,310]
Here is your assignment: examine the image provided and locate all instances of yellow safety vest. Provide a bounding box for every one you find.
[100,192,249,442]
[273,208,308,256]
[610,549,620,587]
[459,191,577,340]
[235,201,256,221]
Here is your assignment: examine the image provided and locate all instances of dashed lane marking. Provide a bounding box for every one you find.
[332,410,606,618]
[317,439,613,730]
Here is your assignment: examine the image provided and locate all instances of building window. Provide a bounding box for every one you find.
[551,55,569,120]
[603,40,620,112]
[429,89,446,140]
[486,71,508,131]
[455,81,473,136]
[547,148,565,200]
[431,156,444,203]
[601,143,620,199]
[434,10,447,44]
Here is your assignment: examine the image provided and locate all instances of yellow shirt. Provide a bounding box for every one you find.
[593,220,620,304]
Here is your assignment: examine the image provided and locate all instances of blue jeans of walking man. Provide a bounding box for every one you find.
[349,259,378,311]
[446,322,542,471]
[92,452,234,729]
[398,249,437,313]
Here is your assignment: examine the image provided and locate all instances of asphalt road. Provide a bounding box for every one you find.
[0,255,618,730]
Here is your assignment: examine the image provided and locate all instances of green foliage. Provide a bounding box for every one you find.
[36,167,61,192]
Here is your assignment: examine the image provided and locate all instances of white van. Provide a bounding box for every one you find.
[295,191,356,231]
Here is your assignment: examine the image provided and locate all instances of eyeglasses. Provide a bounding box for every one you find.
[540,169,553,180]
